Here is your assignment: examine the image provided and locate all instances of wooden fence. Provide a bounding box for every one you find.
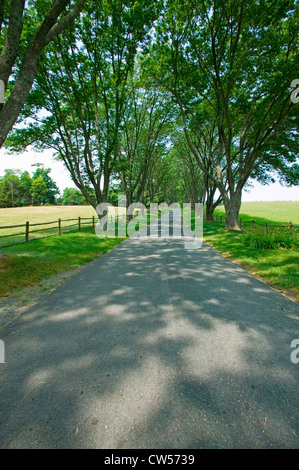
[0,214,130,248]
[214,215,299,235]
[0,216,93,248]
[1,212,298,248]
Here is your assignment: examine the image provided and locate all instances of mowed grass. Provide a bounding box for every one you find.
[0,205,128,246]
[0,205,97,227]
[0,205,148,301]
[214,201,299,225]
[204,201,299,302]
[0,205,128,300]
[0,227,125,301]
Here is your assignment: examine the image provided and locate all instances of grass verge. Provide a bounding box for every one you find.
[203,221,299,303]
[0,227,125,301]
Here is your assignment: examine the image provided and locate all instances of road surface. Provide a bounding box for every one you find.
[0,213,298,448]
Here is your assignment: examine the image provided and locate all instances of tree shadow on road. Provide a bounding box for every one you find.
[0,238,298,448]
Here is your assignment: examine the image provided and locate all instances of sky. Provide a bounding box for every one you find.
[0,147,298,202]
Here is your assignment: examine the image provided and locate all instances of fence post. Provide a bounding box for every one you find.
[265,222,269,235]
[290,222,293,236]
[239,219,243,228]
[58,218,62,236]
[78,216,81,232]
[25,221,30,242]
[220,215,223,224]
[252,220,255,231]
[92,216,95,231]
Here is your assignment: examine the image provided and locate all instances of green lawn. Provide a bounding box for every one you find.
[204,202,299,302]
[0,227,125,300]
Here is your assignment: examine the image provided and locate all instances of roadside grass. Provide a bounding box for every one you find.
[1,203,298,303]
[203,220,299,302]
[0,227,125,301]
[0,207,157,302]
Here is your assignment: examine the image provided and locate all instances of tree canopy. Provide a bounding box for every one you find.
[0,0,87,148]
[2,0,298,226]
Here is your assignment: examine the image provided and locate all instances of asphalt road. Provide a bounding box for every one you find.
[0,213,298,448]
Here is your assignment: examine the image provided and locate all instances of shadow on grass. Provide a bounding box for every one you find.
[203,223,299,298]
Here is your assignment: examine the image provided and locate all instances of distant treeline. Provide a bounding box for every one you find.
[0,166,89,208]
[0,166,123,208]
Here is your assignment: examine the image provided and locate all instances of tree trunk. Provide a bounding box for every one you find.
[205,200,215,221]
[223,194,241,230]
[126,193,134,222]
[0,0,86,148]
[205,183,220,222]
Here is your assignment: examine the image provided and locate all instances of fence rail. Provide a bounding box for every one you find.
[214,215,299,235]
[0,213,128,248]
[2,212,297,248]
[0,216,96,248]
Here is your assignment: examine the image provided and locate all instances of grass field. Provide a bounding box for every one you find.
[0,205,97,227]
[0,227,126,302]
[205,201,299,302]
[0,205,129,246]
[214,201,299,225]
[1,201,297,228]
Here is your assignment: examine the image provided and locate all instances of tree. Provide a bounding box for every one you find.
[143,151,185,206]
[61,187,88,205]
[5,0,162,212]
[0,0,87,148]
[170,127,222,219]
[30,176,48,205]
[118,76,175,212]
[19,170,33,205]
[251,111,299,187]
[0,166,59,207]
[151,0,299,228]
[0,169,23,207]
[31,164,59,204]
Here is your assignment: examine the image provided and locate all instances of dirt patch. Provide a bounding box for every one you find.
[0,265,86,330]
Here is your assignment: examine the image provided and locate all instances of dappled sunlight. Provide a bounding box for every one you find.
[49,308,89,322]
[235,277,252,285]
[26,368,55,391]
[0,235,298,448]
[82,356,170,448]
